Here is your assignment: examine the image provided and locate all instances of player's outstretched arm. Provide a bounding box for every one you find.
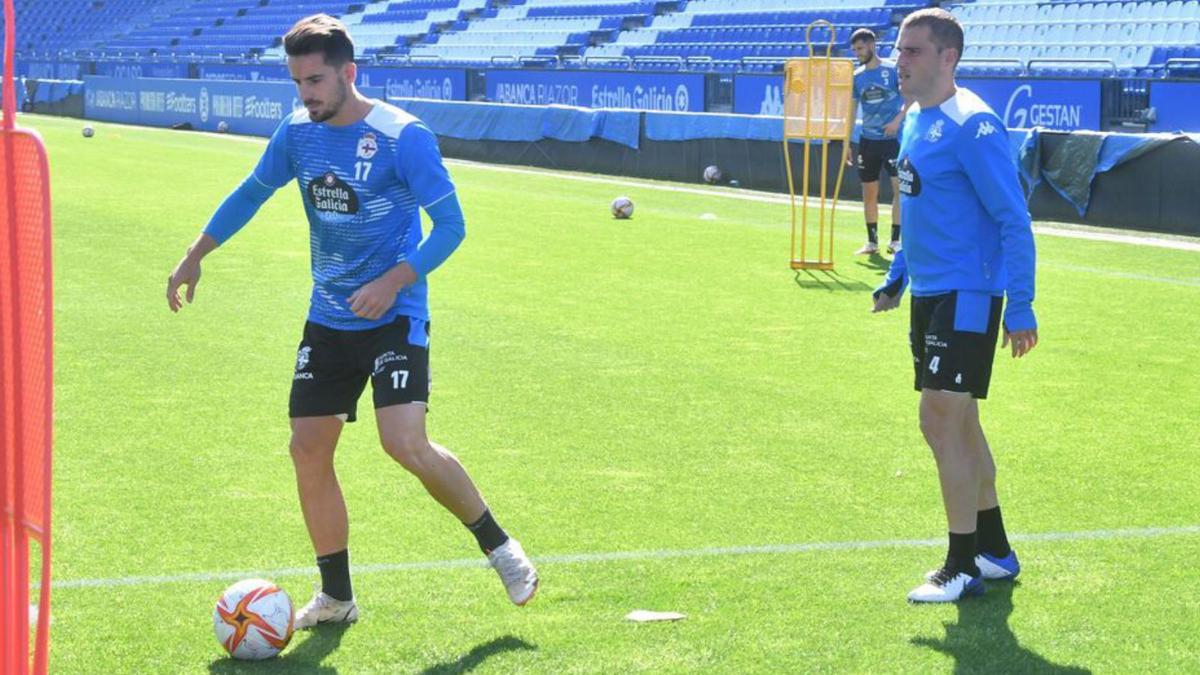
[167,233,217,312]
[165,174,280,312]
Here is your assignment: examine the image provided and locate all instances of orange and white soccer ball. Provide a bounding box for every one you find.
[213,578,294,660]
[611,196,634,219]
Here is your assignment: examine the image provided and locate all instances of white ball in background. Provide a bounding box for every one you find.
[703,165,722,184]
[81,125,94,138]
[217,121,229,133]
[610,196,634,219]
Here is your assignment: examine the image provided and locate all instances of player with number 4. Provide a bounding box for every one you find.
[870,9,1038,603]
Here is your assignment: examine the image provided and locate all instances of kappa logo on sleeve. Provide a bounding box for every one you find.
[975,120,997,139]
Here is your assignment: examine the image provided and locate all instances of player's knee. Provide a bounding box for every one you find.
[382,433,434,473]
[918,403,963,454]
[289,434,334,470]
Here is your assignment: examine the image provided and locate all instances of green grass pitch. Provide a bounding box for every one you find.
[21,113,1200,673]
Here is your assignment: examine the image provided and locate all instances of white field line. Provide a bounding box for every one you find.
[1041,261,1200,287]
[29,114,1199,253]
[46,524,1200,591]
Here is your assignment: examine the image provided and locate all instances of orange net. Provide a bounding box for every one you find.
[2,2,55,669]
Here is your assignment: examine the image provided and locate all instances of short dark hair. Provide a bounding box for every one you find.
[284,14,355,66]
[850,28,876,45]
[900,8,964,65]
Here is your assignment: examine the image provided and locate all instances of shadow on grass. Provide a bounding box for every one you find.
[911,583,1091,674]
[854,252,893,272]
[793,269,872,292]
[208,623,350,674]
[419,635,538,674]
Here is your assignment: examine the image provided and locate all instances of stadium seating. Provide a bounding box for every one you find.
[575,0,894,72]
[950,0,1200,78]
[4,0,1200,78]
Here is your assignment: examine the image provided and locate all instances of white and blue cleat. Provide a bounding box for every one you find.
[908,569,985,603]
[925,550,1021,583]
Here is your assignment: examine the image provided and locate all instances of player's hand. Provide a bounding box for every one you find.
[349,264,414,320]
[872,291,900,313]
[846,146,857,166]
[166,255,201,313]
[883,120,901,137]
[1002,327,1038,358]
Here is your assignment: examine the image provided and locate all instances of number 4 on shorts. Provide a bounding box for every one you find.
[928,356,940,374]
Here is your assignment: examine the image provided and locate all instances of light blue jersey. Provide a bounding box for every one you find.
[206,101,462,330]
[852,59,904,140]
[878,88,1037,332]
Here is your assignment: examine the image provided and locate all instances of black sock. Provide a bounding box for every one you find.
[316,549,353,601]
[977,506,1012,558]
[890,224,901,243]
[866,222,879,244]
[945,532,981,577]
[465,509,509,555]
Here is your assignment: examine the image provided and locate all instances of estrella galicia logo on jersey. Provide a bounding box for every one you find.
[307,172,360,216]
[862,85,887,105]
[897,156,921,196]
[356,132,378,160]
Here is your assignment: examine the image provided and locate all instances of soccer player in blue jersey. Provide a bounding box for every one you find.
[871,8,1037,603]
[165,15,538,626]
[849,28,907,256]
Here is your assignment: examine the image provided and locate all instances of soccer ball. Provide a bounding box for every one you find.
[217,121,229,133]
[611,196,634,219]
[81,125,94,138]
[213,579,294,660]
[703,165,722,184]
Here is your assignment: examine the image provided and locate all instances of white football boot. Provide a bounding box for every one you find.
[487,538,539,606]
[908,568,985,603]
[294,590,359,629]
[855,241,880,255]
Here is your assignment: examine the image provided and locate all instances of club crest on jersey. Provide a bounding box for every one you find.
[356,132,378,160]
[926,119,945,142]
[307,172,360,217]
[296,346,311,371]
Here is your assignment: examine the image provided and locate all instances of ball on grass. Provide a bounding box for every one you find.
[610,196,634,219]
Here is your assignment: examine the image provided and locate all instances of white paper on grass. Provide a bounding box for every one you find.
[624,610,686,622]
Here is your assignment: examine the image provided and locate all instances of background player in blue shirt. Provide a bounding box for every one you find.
[165,15,538,626]
[849,28,907,256]
[871,9,1038,603]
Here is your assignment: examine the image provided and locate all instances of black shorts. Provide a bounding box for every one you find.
[909,292,1003,399]
[855,137,900,183]
[289,315,431,422]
